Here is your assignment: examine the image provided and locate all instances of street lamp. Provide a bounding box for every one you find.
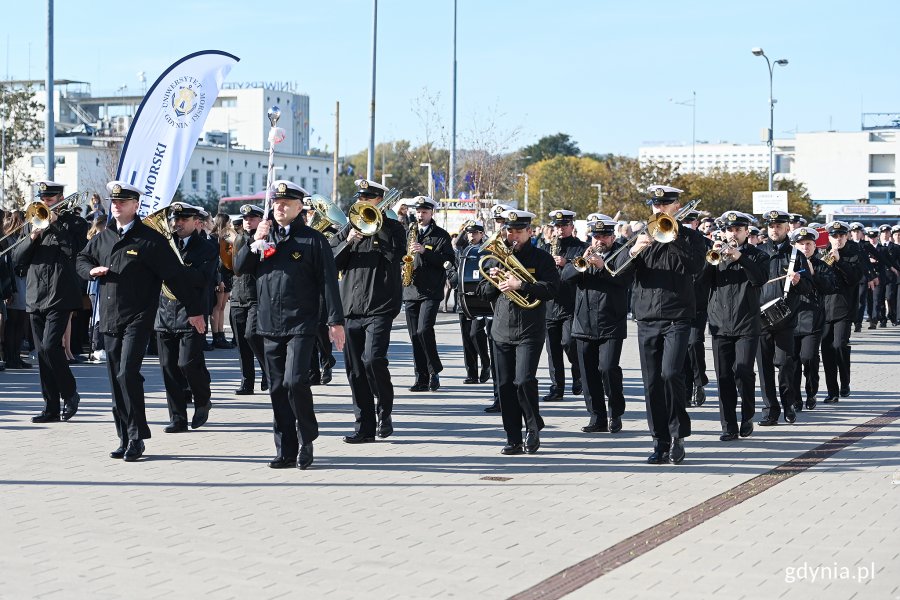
[516,172,529,213]
[670,91,696,172]
[590,183,603,212]
[381,173,392,187]
[539,188,548,218]
[752,47,788,191]
[419,162,433,198]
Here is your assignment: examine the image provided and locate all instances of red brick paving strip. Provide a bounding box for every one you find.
[509,405,900,600]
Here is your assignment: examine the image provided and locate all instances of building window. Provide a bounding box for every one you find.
[312,177,319,193]
[215,97,237,108]
[250,173,256,191]
[206,170,213,191]
[300,177,307,189]
[235,172,242,194]
[191,169,199,192]
[221,171,228,194]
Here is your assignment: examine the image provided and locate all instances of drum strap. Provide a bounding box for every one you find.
[782,246,798,297]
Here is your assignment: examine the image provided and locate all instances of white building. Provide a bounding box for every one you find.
[639,142,779,174]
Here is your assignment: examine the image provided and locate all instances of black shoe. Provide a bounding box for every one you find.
[343,432,376,444]
[268,456,296,469]
[793,400,803,412]
[823,395,839,404]
[191,403,211,429]
[164,421,189,433]
[321,367,332,385]
[428,374,441,391]
[524,429,540,454]
[854,323,862,333]
[203,341,215,351]
[758,417,779,426]
[109,442,127,459]
[261,377,269,392]
[669,438,685,464]
[501,443,524,455]
[479,366,491,383]
[378,416,394,439]
[8,360,32,369]
[31,413,60,423]
[297,443,314,470]
[868,322,877,330]
[839,387,850,398]
[880,321,887,328]
[213,338,234,349]
[484,401,501,413]
[740,420,754,437]
[806,396,817,410]
[609,416,623,434]
[123,440,145,462]
[409,380,429,392]
[542,392,564,402]
[463,377,478,384]
[234,386,254,395]
[784,406,796,424]
[581,422,608,433]
[647,447,670,464]
[571,380,583,396]
[308,372,322,386]
[719,432,739,442]
[693,386,706,407]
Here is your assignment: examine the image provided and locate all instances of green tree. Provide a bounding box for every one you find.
[673,168,814,219]
[520,133,580,167]
[0,83,44,208]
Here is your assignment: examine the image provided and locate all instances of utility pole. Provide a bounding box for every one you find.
[591,183,603,212]
[45,0,55,180]
[366,0,377,181]
[333,101,339,202]
[448,0,457,201]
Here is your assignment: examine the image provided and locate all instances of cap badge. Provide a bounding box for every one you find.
[508,211,518,220]
[113,184,122,195]
[555,211,563,219]
[171,203,183,212]
[727,212,737,222]
[360,180,369,189]
[39,182,47,191]
[653,188,665,198]
[277,182,287,194]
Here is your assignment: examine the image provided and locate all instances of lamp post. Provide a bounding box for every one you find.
[539,188,547,219]
[516,172,529,213]
[419,162,433,198]
[590,183,603,212]
[366,0,378,181]
[381,173,392,187]
[670,91,696,172]
[752,47,788,191]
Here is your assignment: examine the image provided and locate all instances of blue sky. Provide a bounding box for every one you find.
[3,0,899,156]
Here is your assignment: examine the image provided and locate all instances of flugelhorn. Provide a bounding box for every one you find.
[476,230,541,309]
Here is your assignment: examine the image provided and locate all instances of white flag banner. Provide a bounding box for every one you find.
[117,50,240,216]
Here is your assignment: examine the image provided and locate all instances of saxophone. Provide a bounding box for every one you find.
[550,234,559,261]
[402,222,417,286]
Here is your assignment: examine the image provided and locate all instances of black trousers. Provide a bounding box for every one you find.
[3,308,28,364]
[872,279,887,324]
[855,282,869,325]
[821,320,852,397]
[405,298,442,380]
[887,282,898,324]
[636,320,692,444]
[712,334,758,433]
[486,317,499,401]
[683,311,709,392]
[494,336,545,444]
[793,332,821,402]
[575,337,625,424]
[230,304,267,389]
[263,334,318,459]
[756,326,797,420]
[459,314,490,378]
[545,318,581,393]
[309,321,336,376]
[157,329,211,425]
[104,322,153,442]
[30,309,77,414]
[344,314,394,436]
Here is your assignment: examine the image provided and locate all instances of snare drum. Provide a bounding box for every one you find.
[458,245,494,319]
[760,297,791,329]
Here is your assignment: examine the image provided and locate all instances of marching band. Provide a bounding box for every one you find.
[5,174,892,470]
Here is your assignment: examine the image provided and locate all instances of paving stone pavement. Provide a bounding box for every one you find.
[0,315,897,600]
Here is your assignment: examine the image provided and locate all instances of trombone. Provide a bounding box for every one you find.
[476,230,541,309]
[0,192,88,257]
[347,188,402,236]
[604,199,701,277]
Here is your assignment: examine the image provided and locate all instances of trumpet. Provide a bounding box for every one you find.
[604,199,701,277]
[706,241,738,265]
[476,230,541,309]
[572,246,606,272]
[820,248,837,265]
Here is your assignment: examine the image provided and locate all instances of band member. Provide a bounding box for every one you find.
[562,217,631,433]
[704,211,769,441]
[403,196,454,392]
[154,202,218,433]
[330,179,406,443]
[76,181,205,462]
[788,214,806,231]
[614,185,706,464]
[863,227,888,329]
[680,209,712,406]
[234,180,345,470]
[483,204,512,413]
[451,220,491,384]
[789,227,834,411]
[748,225,761,246]
[231,205,269,395]
[878,224,900,326]
[542,209,585,401]
[849,223,875,331]
[820,221,864,404]
[12,181,83,422]
[756,210,812,427]
[477,210,559,454]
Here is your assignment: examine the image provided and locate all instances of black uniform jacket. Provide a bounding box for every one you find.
[76,219,202,334]
[154,231,218,334]
[822,241,864,323]
[234,216,344,337]
[877,241,899,283]
[757,237,813,331]
[12,213,83,312]
[402,221,455,302]
[703,242,770,337]
[864,241,889,281]
[793,255,835,336]
[615,224,707,322]
[331,214,406,318]
[544,235,587,322]
[693,234,713,315]
[230,231,259,306]
[561,241,632,340]
[476,241,559,344]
